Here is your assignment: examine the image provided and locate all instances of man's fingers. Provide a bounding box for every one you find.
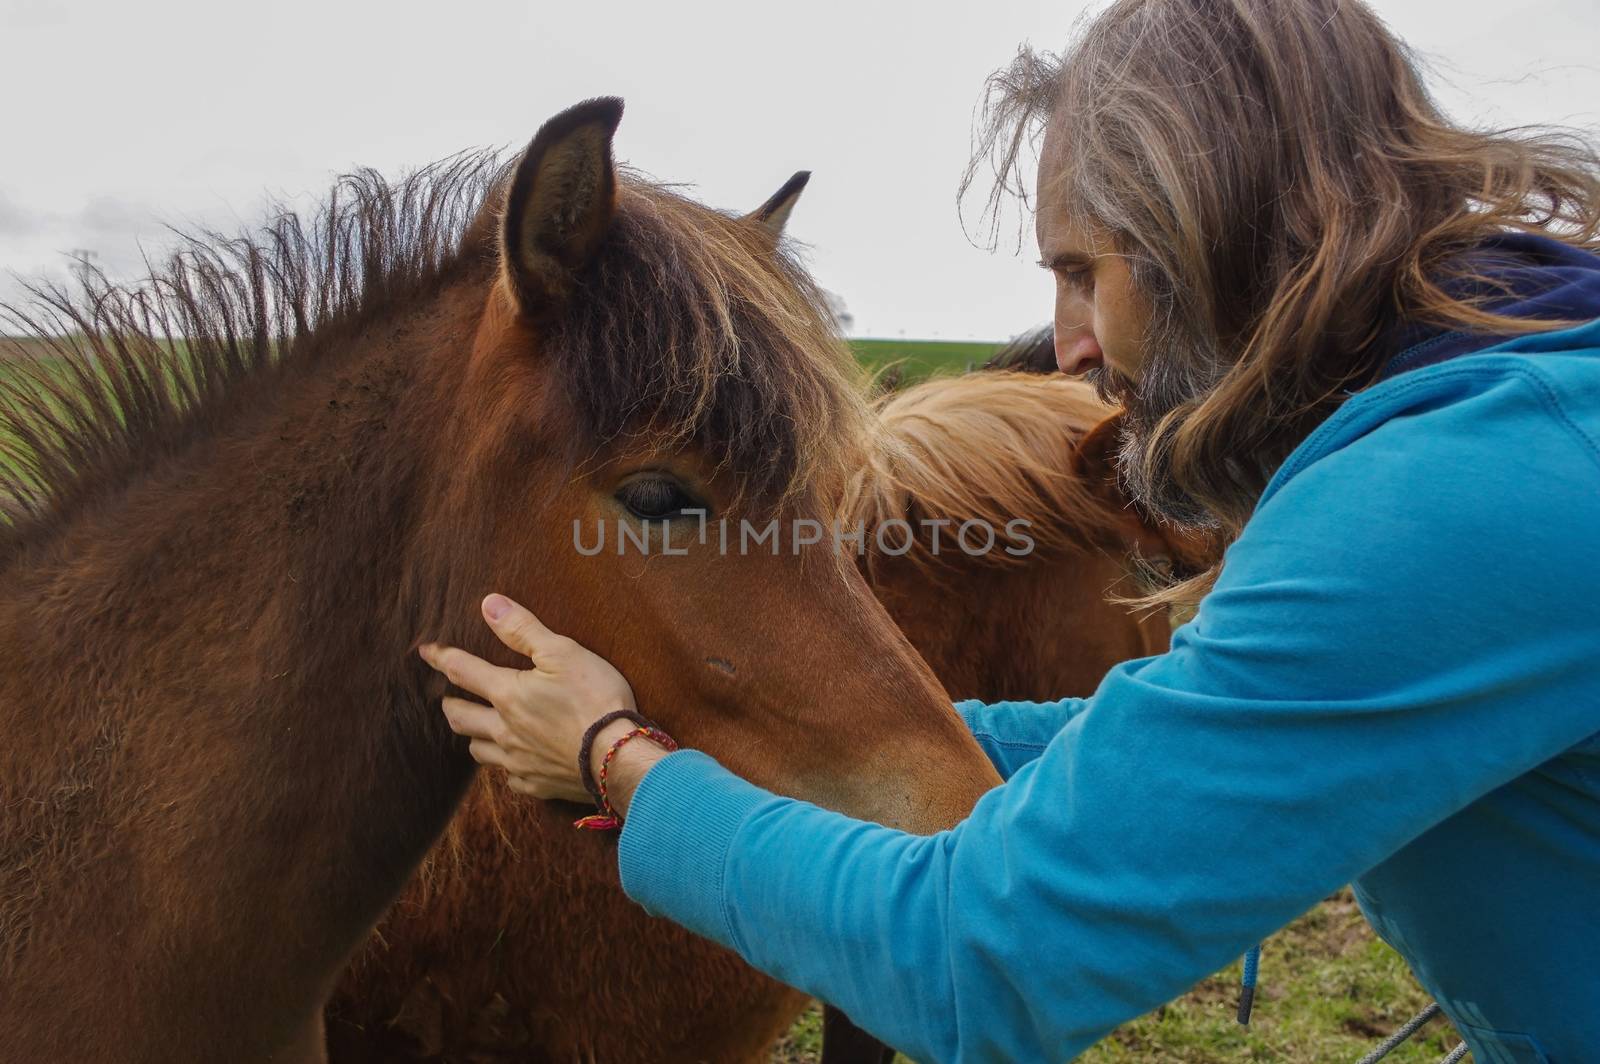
[441,696,504,742]
[482,593,564,663]
[420,644,516,704]
[505,774,590,805]
[468,738,511,769]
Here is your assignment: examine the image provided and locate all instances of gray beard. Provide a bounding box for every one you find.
[1084,321,1228,531]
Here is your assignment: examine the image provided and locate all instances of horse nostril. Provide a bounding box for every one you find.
[705,656,736,676]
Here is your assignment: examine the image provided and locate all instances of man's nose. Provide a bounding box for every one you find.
[1055,330,1104,376]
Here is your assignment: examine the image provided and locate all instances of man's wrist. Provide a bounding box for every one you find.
[607,743,669,817]
[588,718,671,818]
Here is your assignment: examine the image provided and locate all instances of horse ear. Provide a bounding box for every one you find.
[1073,414,1215,571]
[501,97,624,320]
[743,170,811,242]
[1072,415,1135,527]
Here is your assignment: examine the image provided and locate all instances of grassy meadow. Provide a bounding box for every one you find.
[849,337,1007,381]
[0,335,1461,1061]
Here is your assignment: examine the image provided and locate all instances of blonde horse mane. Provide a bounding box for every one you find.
[843,371,1124,567]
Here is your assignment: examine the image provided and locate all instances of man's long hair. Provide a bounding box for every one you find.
[967,0,1600,602]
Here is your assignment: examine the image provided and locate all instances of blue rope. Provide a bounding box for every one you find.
[1231,938,1468,1061]
[1236,944,1262,1025]
[1233,947,1469,1063]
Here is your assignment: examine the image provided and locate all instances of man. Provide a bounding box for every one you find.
[423,1,1600,1059]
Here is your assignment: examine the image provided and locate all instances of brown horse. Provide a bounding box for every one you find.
[324,365,1186,1062]
[844,367,1178,699]
[821,348,1200,1064]
[0,98,1000,1064]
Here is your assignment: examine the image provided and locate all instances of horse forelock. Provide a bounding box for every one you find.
[983,324,1058,373]
[540,178,870,506]
[843,371,1126,567]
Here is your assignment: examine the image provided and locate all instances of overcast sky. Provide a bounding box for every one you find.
[4,0,1597,339]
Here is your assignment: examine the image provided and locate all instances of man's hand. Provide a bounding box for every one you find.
[419,594,669,815]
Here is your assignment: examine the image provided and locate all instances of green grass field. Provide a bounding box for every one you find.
[1,336,1460,1061]
[848,338,1007,381]
[1,335,987,383]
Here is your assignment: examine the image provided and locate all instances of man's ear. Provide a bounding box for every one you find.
[501,96,624,321]
[742,170,811,243]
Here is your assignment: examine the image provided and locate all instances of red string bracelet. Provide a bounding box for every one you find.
[574,721,679,831]
[577,709,656,807]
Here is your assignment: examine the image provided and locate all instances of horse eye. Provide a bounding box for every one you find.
[614,476,702,522]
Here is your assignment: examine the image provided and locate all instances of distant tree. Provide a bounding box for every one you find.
[822,290,854,334]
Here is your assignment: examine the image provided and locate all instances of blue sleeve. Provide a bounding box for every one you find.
[955,697,1089,780]
[618,371,1600,1063]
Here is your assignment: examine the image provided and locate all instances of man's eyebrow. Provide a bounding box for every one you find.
[1039,251,1095,270]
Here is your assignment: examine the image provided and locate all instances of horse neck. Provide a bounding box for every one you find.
[984,549,1172,700]
[1,284,484,988]
[869,548,1159,703]
[211,293,493,903]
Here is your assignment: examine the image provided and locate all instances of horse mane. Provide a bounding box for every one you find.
[983,323,1057,373]
[843,370,1124,567]
[0,150,866,562]
[0,152,504,558]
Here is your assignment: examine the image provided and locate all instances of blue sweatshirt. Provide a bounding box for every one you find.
[617,235,1600,1063]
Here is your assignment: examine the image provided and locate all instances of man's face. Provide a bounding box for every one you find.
[1035,125,1225,528]
[1034,133,1149,393]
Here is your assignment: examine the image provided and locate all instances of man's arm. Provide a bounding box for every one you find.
[956,697,1091,780]
[617,370,1600,1062]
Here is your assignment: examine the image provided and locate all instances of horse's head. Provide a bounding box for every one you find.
[843,371,1193,701]
[982,326,1220,581]
[1067,411,1222,583]
[421,98,998,832]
